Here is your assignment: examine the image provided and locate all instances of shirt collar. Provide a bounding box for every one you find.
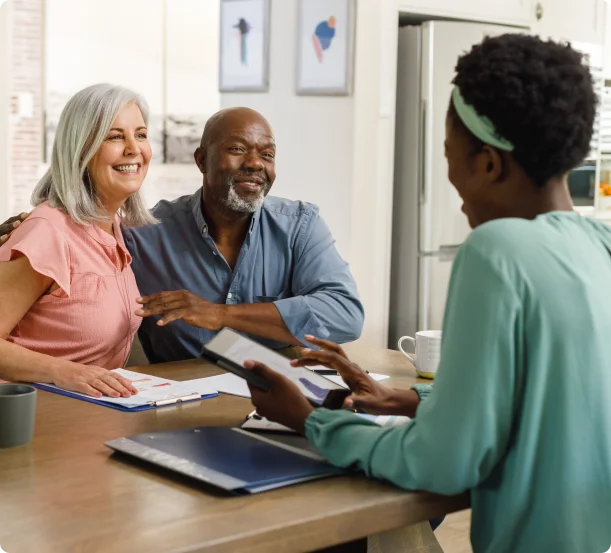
[84,215,133,265]
[190,188,208,234]
[114,218,133,264]
[190,187,263,236]
[249,203,262,234]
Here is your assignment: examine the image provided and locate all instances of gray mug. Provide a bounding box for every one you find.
[0,384,37,448]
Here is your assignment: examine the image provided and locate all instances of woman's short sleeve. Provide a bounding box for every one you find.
[0,217,71,296]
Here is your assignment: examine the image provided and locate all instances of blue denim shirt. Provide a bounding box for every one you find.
[123,189,364,363]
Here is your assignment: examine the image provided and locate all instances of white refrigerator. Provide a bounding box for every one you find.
[388,21,516,348]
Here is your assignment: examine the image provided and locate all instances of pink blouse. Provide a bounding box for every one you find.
[0,202,141,369]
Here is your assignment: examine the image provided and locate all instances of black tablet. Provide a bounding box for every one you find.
[201,328,350,409]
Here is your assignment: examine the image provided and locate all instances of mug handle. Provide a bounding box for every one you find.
[398,336,417,365]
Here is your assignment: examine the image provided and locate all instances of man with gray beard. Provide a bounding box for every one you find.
[0,107,363,363]
[124,107,364,363]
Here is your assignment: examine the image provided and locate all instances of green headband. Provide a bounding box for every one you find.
[451,87,514,152]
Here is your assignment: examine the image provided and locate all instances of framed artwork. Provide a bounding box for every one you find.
[296,0,356,95]
[219,0,270,92]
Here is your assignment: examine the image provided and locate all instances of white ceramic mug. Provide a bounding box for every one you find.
[398,330,442,379]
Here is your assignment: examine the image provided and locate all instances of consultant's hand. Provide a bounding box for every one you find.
[135,290,225,329]
[52,364,138,398]
[291,336,419,416]
[245,361,315,434]
[0,212,30,244]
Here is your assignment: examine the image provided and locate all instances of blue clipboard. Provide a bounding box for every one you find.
[34,383,218,412]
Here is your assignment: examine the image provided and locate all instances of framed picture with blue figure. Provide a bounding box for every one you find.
[296,0,356,95]
[219,0,270,92]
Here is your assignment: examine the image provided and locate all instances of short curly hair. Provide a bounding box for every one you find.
[450,34,597,187]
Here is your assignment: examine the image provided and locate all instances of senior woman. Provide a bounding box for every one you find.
[0,83,156,398]
[244,34,611,553]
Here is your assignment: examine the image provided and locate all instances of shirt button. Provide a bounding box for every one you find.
[203,225,208,235]
[227,293,233,299]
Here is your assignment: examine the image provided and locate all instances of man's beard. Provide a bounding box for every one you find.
[221,176,270,213]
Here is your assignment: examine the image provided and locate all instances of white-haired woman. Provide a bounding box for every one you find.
[0,83,156,398]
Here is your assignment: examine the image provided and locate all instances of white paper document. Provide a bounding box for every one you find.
[37,369,218,408]
[241,413,294,432]
[198,373,252,398]
[356,413,411,427]
[325,372,390,389]
[113,368,178,391]
[241,411,411,435]
[109,369,218,406]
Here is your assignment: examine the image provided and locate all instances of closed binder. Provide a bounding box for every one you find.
[106,426,346,493]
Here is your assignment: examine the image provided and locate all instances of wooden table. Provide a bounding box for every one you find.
[0,343,469,553]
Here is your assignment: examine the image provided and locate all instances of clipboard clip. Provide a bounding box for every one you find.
[148,391,202,407]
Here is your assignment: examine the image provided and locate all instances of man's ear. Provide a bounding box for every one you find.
[194,147,206,174]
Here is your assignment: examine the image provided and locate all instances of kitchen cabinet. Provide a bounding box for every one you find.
[398,0,532,27]
[398,0,606,43]
[530,0,605,43]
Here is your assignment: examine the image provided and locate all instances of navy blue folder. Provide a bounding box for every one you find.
[106,426,346,493]
[34,383,217,412]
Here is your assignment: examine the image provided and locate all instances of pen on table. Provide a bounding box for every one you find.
[312,368,339,375]
[311,367,370,375]
[294,348,370,374]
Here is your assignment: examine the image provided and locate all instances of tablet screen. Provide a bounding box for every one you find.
[204,328,348,405]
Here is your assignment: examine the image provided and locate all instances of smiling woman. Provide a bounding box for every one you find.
[247,35,611,553]
[32,84,156,228]
[0,83,155,398]
[86,103,152,225]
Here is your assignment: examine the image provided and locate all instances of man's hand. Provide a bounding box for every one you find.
[0,212,29,244]
[52,364,138,399]
[245,361,314,434]
[135,290,226,329]
[137,291,301,345]
[291,336,419,416]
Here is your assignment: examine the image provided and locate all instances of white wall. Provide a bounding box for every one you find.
[219,0,398,347]
[45,0,164,112]
[32,0,220,214]
[222,0,399,347]
[0,1,10,221]
[145,0,220,205]
[348,0,399,348]
[166,0,220,117]
[220,0,355,259]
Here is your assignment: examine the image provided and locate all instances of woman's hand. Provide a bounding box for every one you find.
[291,336,419,416]
[52,364,138,398]
[245,361,314,434]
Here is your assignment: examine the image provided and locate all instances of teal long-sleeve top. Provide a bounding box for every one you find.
[305,212,611,553]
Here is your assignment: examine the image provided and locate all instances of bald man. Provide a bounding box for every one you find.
[121,107,363,363]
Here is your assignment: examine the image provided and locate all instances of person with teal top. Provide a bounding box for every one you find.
[244,34,611,553]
